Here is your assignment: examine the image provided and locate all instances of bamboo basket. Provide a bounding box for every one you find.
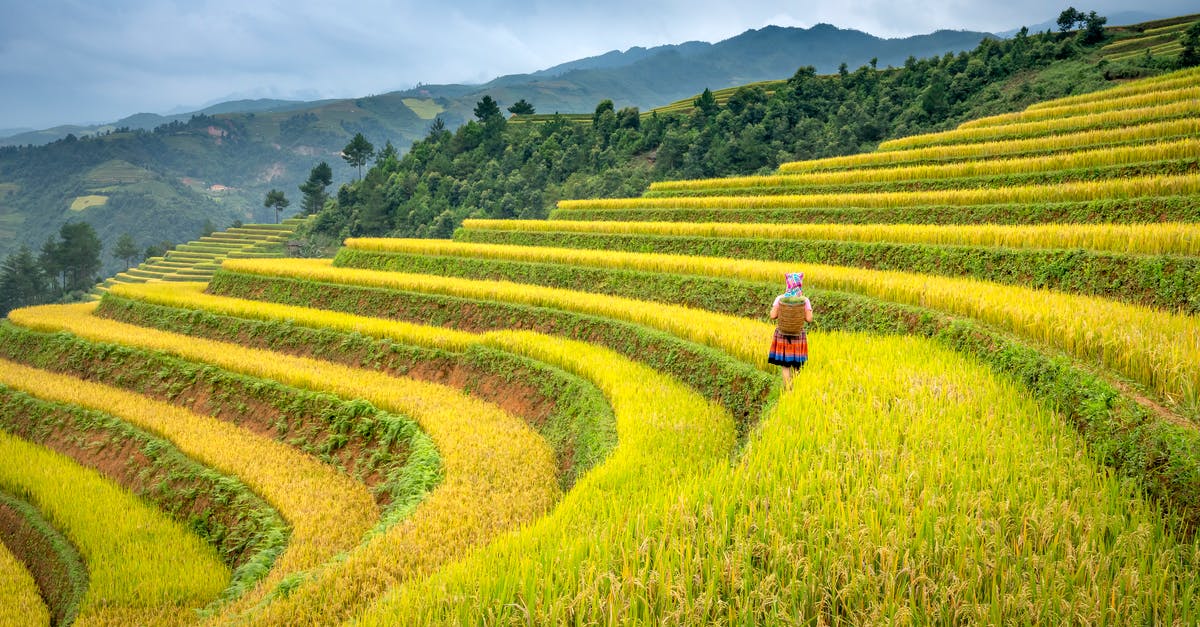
[777,301,808,335]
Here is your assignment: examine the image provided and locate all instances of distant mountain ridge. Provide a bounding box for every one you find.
[2,24,993,147]
[398,24,993,120]
[0,21,997,272]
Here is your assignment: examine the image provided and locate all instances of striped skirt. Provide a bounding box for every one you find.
[768,329,808,367]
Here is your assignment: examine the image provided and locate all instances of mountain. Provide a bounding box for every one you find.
[406,24,992,116]
[0,23,994,272]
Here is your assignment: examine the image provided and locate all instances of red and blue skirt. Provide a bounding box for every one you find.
[768,329,808,367]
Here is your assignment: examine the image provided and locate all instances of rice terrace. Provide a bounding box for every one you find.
[3,9,1200,627]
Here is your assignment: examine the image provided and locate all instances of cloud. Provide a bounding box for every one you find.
[1,0,1195,129]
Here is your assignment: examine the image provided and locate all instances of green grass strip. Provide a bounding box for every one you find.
[333,246,1200,535]
[92,296,612,492]
[0,381,286,607]
[0,489,85,627]
[548,195,1200,224]
[0,526,49,627]
[202,270,773,437]
[0,429,229,624]
[451,227,1200,313]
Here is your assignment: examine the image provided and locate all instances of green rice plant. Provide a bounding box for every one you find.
[0,539,49,627]
[7,299,559,626]
[777,118,1200,172]
[334,241,1200,409]
[365,333,1200,624]
[0,427,229,626]
[959,86,1200,129]
[459,218,1200,256]
[1024,65,1200,110]
[0,354,380,614]
[559,173,1200,211]
[651,138,1200,193]
[878,99,1200,151]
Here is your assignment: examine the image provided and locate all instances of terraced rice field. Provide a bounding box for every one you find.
[3,64,1200,625]
[90,217,308,300]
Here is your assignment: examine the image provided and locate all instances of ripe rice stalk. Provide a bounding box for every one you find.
[652,138,1200,192]
[0,427,229,626]
[1024,65,1200,110]
[777,118,1200,172]
[0,357,378,610]
[559,174,1200,211]
[0,536,50,627]
[878,99,1200,151]
[364,332,1200,624]
[459,218,1200,256]
[959,86,1200,129]
[336,241,1200,407]
[7,299,559,627]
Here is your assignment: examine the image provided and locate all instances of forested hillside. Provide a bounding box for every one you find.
[0,24,996,272]
[312,23,1186,241]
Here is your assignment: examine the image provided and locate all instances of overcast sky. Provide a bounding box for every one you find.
[1,0,1195,130]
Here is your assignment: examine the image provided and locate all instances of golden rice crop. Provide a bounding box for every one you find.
[776,118,1200,172]
[0,537,49,627]
[219,258,776,370]
[560,173,1200,211]
[0,428,228,626]
[459,218,1200,256]
[1026,65,1200,110]
[365,332,1200,624]
[0,357,377,609]
[958,86,1200,129]
[1107,42,1184,63]
[78,282,736,627]
[878,99,1200,151]
[336,240,1200,407]
[651,137,1200,192]
[7,300,559,627]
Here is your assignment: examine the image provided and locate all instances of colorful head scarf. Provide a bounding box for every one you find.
[783,272,804,297]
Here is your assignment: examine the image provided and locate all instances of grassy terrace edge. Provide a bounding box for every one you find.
[94,295,615,490]
[548,196,1200,224]
[642,159,1200,197]
[331,246,1200,535]
[201,270,773,436]
[0,322,433,519]
[0,379,286,606]
[451,228,1200,313]
[0,489,85,626]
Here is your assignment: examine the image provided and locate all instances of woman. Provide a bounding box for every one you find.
[768,272,812,392]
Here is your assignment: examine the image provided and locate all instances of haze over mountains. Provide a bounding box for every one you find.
[2,24,993,147]
[1,21,995,274]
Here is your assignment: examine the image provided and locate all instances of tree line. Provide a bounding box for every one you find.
[304,12,1178,243]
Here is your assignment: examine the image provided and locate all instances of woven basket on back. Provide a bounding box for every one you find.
[776,301,808,335]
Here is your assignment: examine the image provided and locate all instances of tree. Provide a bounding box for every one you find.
[507,99,535,115]
[112,232,140,270]
[1179,21,1200,68]
[694,88,719,116]
[56,222,102,292]
[474,95,502,122]
[1057,7,1082,32]
[39,235,63,291]
[144,240,174,260]
[299,161,333,215]
[0,245,49,315]
[341,133,375,180]
[377,141,399,163]
[1079,11,1107,45]
[264,189,290,224]
[201,219,217,237]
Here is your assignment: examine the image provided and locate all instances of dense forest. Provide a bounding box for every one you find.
[310,21,1184,243]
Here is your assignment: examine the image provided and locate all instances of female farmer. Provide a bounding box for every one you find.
[768,272,812,392]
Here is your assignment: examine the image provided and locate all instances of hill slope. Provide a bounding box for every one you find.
[1,61,1198,624]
